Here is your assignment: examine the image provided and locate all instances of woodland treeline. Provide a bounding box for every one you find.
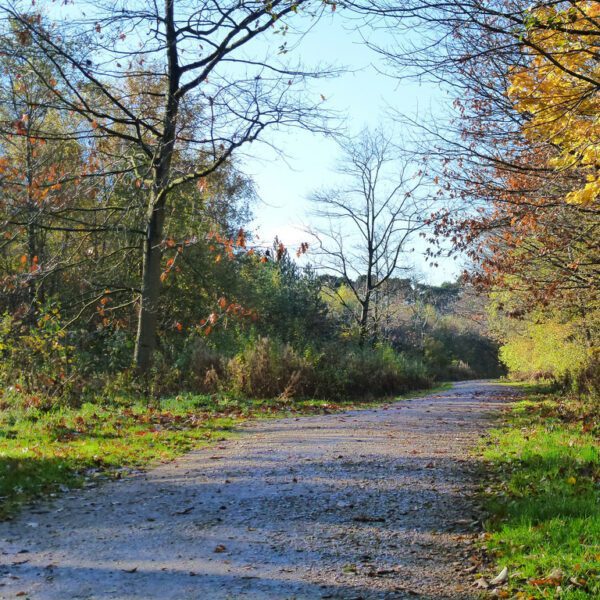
[0,0,598,406]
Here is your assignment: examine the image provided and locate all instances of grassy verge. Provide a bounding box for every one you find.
[0,383,451,519]
[481,385,600,598]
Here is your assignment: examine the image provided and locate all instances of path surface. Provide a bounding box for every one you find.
[0,381,515,599]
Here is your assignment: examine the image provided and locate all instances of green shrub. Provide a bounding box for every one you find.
[0,306,433,405]
[499,318,594,390]
[351,343,428,398]
[575,357,600,396]
[0,304,83,406]
[175,337,225,393]
[307,342,430,400]
[499,321,584,379]
[224,338,430,401]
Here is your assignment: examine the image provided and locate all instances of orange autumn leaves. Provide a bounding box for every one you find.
[449,0,600,303]
[197,297,258,337]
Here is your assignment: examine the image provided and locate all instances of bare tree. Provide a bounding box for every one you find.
[309,129,429,344]
[1,0,337,373]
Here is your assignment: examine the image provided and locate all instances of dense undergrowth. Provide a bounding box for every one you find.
[0,292,493,407]
[481,385,600,599]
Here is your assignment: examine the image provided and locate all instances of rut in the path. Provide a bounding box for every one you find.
[0,380,514,600]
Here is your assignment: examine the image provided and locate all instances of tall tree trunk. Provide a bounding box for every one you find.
[26,216,37,320]
[133,197,166,373]
[25,127,37,323]
[359,254,374,346]
[133,0,179,375]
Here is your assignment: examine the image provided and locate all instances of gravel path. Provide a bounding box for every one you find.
[0,380,515,599]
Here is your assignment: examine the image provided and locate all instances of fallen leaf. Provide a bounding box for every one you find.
[529,567,564,587]
[352,515,385,523]
[173,506,194,515]
[547,568,564,581]
[490,566,508,585]
[529,578,557,586]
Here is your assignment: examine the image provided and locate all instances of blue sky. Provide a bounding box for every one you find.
[240,12,461,285]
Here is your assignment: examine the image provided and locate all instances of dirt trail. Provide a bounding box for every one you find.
[0,381,515,599]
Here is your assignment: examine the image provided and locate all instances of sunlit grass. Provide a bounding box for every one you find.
[482,392,600,598]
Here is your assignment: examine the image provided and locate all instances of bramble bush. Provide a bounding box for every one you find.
[226,337,310,399]
[0,300,438,405]
[123,334,433,402]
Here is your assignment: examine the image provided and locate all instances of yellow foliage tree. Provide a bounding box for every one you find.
[508,1,600,205]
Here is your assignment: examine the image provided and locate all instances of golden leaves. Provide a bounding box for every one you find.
[508,1,600,206]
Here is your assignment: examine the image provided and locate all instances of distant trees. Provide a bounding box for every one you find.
[309,130,428,343]
[0,0,335,373]
[319,273,502,378]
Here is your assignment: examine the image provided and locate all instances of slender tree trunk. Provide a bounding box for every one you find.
[133,197,166,373]
[26,217,36,315]
[359,251,374,346]
[25,127,37,322]
[133,0,179,375]
[359,293,370,346]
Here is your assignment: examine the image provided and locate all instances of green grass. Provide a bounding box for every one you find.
[481,388,600,598]
[0,383,451,519]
